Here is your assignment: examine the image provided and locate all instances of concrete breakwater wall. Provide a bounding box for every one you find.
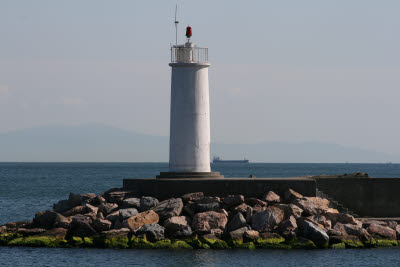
[315,178,400,218]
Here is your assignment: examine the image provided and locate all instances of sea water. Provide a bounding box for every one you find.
[1,162,400,266]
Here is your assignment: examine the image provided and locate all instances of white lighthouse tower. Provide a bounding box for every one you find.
[158,26,222,178]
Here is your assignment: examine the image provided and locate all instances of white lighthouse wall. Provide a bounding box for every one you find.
[169,64,211,172]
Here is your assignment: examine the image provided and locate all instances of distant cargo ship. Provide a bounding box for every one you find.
[212,156,249,164]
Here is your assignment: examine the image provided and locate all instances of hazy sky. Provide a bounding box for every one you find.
[1,0,400,155]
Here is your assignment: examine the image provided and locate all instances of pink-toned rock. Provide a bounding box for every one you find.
[192,211,228,234]
[306,215,331,230]
[284,189,303,202]
[105,210,120,223]
[243,230,260,242]
[98,203,119,216]
[251,206,284,232]
[279,215,298,239]
[17,228,47,236]
[293,197,330,216]
[53,214,72,229]
[85,204,98,214]
[262,191,280,204]
[91,218,112,232]
[325,213,361,227]
[275,204,303,219]
[126,210,159,231]
[343,224,374,242]
[367,223,396,240]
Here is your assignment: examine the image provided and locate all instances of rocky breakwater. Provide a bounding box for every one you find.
[1,188,400,249]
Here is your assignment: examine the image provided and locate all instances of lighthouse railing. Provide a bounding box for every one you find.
[171,46,208,63]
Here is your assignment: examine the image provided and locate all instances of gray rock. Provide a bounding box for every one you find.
[183,201,197,217]
[122,198,141,209]
[222,195,244,207]
[196,202,220,212]
[119,208,139,221]
[251,206,284,232]
[152,198,183,220]
[98,203,119,216]
[53,200,71,213]
[136,223,165,242]
[91,218,112,232]
[298,219,329,247]
[139,197,159,212]
[246,206,253,224]
[33,210,59,229]
[229,226,249,241]
[104,191,127,205]
[229,212,247,231]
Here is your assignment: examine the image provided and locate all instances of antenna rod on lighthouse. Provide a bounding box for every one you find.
[174,4,179,45]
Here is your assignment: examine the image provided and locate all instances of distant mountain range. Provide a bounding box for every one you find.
[0,124,398,163]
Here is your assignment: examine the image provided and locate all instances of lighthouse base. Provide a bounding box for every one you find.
[156,172,224,179]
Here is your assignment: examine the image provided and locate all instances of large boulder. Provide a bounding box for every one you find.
[67,215,97,237]
[279,215,298,239]
[53,213,72,229]
[262,191,280,204]
[126,210,159,231]
[33,210,59,229]
[105,211,120,223]
[152,198,183,220]
[298,219,329,247]
[119,208,139,221]
[91,218,112,232]
[122,198,141,209]
[192,211,228,234]
[243,230,260,242]
[182,192,204,203]
[306,215,331,230]
[251,206,284,232]
[53,200,71,213]
[229,226,249,242]
[104,191,127,205]
[139,197,159,212]
[275,204,303,219]
[98,203,119,216]
[293,197,330,216]
[325,212,360,227]
[343,224,374,242]
[164,216,192,238]
[284,189,303,202]
[228,212,247,231]
[68,193,96,207]
[222,195,244,207]
[367,223,397,240]
[136,223,165,242]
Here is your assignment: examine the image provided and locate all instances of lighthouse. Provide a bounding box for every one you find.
[157,26,222,178]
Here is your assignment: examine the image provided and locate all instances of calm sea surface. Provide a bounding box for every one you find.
[1,162,400,266]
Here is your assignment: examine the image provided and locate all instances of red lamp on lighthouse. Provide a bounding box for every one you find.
[186,26,192,40]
